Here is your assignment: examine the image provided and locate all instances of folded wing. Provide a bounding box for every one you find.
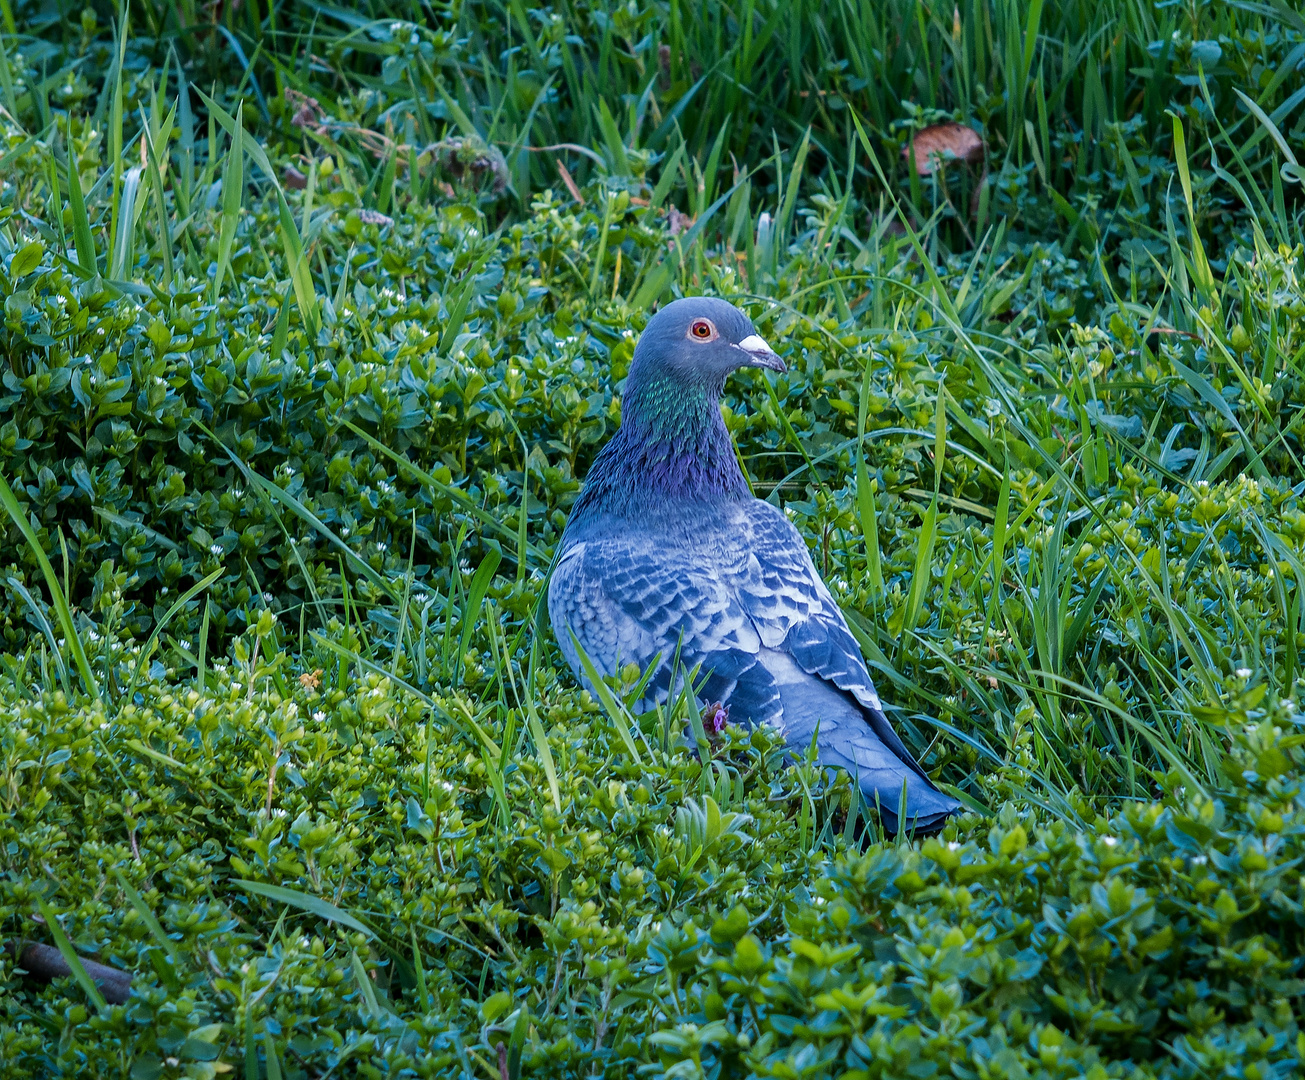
[548,500,958,830]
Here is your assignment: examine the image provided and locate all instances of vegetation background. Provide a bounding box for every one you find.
[1,0,1305,1076]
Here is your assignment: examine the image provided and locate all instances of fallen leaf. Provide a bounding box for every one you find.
[907,123,984,176]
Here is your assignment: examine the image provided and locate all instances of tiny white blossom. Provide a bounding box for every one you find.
[1101,836,1117,847]
[1235,667,1252,678]
[312,710,327,723]
[210,543,223,556]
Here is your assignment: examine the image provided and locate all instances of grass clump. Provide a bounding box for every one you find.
[0,1,1304,1076]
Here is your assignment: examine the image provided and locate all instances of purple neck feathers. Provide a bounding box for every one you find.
[568,373,748,526]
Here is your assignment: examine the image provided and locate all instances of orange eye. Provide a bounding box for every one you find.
[690,320,715,339]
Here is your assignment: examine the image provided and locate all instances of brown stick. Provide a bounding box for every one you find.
[556,161,585,206]
[11,943,133,1004]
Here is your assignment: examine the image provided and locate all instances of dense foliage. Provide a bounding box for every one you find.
[3,662,1304,1078]
[1,0,1305,1076]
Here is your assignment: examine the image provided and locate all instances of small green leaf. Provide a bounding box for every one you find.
[10,240,44,278]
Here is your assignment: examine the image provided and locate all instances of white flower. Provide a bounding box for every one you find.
[1191,855,1208,865]
[947,841,960,851]
[1235,667,1252,678]
[210,543,223,556]
[1101,836,1117,847]
[312,710,327,723]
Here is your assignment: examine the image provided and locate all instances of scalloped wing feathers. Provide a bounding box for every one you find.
[549,499,959,830]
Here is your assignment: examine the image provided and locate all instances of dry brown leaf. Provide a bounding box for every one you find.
[907,123,984,176]
[557,160,585,205]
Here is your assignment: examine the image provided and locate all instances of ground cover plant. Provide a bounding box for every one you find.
[1,0,1305,1077]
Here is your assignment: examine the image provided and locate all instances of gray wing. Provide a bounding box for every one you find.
[548,520,765,702]
[548,500,958,830]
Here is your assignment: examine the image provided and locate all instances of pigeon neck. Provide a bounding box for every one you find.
[573,372,749,521]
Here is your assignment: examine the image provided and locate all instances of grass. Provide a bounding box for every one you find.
[0,0,1303,1076]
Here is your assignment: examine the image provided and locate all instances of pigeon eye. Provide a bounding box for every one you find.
[689,319,716,340]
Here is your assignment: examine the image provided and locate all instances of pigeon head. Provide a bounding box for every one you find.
[627,297,785,395]
[566,298,783,523]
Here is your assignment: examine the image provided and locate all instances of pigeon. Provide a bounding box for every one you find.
[548,297,960,833]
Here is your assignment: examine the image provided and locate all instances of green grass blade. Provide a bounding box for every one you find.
[4,575,69,692]
[139,114,174,286]
[454,545,502,685]
[0,473,100,700]
[109,166,142,281]
[197,597,210,691]
[1171,116,1215,297]
[632,171,751,309]
[200,422,398,602]
[526,636,562,812]
[855,450,883,599]
[343,421,548,567]
[270,278,294,358]
[110,869,181,986]
[231,880,375,938]
[568,629,644,765]
[66,140,96,276]
[264,1028,284,1080]
[33,898,107,1013]
[899,496,938,641]
[211,104,244,306]
[276,187,319,335]
[125,567,223,705]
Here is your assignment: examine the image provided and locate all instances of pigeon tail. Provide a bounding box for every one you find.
[765,650,959,835]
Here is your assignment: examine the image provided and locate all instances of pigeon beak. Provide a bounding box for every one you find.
[736,334,786,373]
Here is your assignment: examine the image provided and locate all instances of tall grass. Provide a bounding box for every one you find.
[50,0,1297,246]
